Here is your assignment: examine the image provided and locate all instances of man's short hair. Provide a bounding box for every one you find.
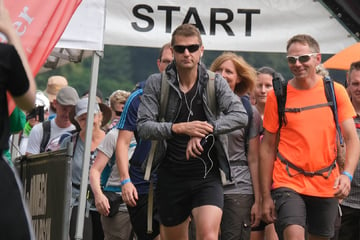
[348,61,360,84]
[171,24,202,46]
[159,42,171,61]
[349,61,360,74]
[286,34,320,53]
[257,66,276,76]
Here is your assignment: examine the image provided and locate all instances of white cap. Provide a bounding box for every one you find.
[75,98,100,119]
[35,91,50,111]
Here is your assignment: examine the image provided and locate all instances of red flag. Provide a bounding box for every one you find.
[3,0,82,76]
[3,0,81,115]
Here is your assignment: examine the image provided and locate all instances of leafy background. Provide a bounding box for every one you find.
[35,46,341,101]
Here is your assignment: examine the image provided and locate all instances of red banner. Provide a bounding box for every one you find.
[3,0,81,115]
[3,0,82,76]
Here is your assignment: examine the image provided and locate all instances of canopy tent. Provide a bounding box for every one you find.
[323,42,360,70]
[49,0,106,239]
[42,0,105,71]
[12,0,359,239]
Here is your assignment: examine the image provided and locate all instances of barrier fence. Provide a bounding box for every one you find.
[15,148,72,240]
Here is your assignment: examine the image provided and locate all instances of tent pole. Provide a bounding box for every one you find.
[74,51,102,240]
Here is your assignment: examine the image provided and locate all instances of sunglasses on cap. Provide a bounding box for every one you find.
[286,53,318,64]
[173,44,200,53]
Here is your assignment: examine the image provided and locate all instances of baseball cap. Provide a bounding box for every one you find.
[45,76,68,102]
[75,98,100,119]
[56,86,79,106]
[70,97,112,130]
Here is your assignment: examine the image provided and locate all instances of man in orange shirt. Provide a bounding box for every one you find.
[260,34,359,240]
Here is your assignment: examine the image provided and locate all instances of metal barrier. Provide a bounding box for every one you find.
[15,147,72,240]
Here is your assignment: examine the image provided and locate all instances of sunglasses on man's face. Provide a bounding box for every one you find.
[286,53,317,64]
[173,44,200,53]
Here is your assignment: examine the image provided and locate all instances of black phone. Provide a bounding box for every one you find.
[200,137,208,147]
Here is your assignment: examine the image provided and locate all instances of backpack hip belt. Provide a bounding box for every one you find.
[277,151,336,179]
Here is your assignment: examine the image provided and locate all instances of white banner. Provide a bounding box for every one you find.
[56,0,105,51]
[104,0,356,53]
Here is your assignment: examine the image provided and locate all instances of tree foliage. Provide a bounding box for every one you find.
[36,46,337,100]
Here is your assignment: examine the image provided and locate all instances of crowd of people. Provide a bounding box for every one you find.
[2,2,359,239]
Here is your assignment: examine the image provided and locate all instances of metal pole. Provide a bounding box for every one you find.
[74,51,101,240]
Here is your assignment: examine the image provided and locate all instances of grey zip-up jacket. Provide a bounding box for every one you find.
[137,62,248,182]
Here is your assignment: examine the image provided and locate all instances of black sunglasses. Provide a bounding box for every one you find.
[173,44,200,53]
[286,53,317,64]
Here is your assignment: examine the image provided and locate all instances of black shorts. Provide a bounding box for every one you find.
[127,194,160,240]
[156,167,223,227]
[339,205,360,240]
[271,187,338,238]
[221,194,254,239]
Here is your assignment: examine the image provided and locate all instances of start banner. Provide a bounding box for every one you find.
[105,0,356,53]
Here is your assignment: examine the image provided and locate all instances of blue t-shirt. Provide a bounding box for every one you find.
[117,88,153,194]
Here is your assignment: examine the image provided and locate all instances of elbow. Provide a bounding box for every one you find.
[137,126,151,140]
[242,117,249,128]
[236,111,248,129]
[13,92,36,112]
[136,125,146,139]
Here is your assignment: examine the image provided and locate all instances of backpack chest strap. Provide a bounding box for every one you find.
[277,151,336,179]
[285,102,332,113]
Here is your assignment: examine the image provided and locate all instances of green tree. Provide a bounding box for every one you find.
[36,46,339,100]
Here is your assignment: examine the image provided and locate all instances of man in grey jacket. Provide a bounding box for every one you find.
[137,23,248,240]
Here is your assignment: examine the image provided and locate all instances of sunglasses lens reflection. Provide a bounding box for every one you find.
[287,54,312,64]
[173,44,200,53]
[298,55,311,63]
[287,57,296,64]
[187,45,200,52]
[173,46,185,53]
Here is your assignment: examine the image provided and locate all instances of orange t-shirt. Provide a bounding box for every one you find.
[263,78,355,197]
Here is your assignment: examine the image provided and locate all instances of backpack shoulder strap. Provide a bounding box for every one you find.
[206,70,216,115]
[100,153,116,187]
[40,120,51,153]
[272,72,288,129]
[323,76,343,145]
[160,72,169,122]
[240,95,253,123]
[145,73,168,181]
[240,95,253,154]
